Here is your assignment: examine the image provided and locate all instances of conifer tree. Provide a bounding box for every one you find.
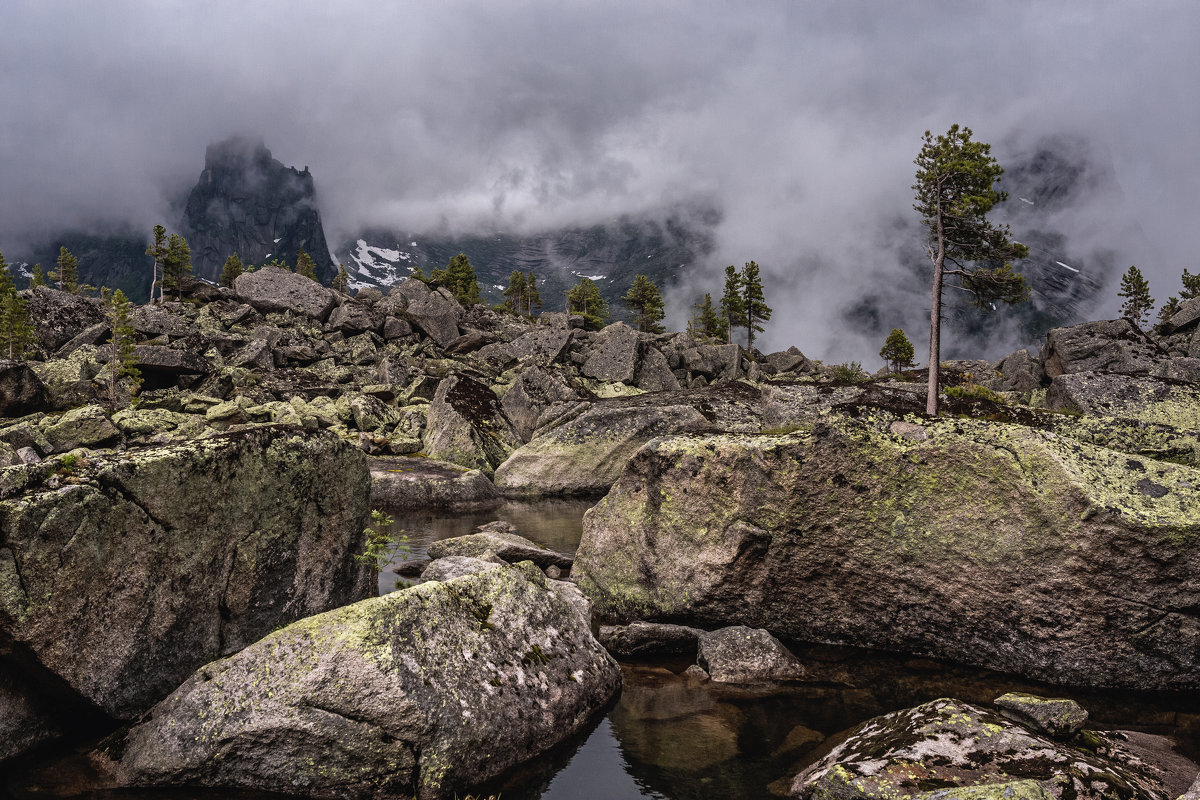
[431,253,481,305]
[295,249,317,281]
[146,224,168,302]
[29,264,45,288]
[0,293,36,360]
[741,260,772,350]
[332,263,350,294]
[221,253,244,288]
[1117,265,1154,328]
[1181,268,1200,301]
[879,328,917,373]
[104,289,140,407]
[410,264,428,282]
[695,293,722,341]
[503,270,527,314]
[719,265,746,344]
[525,271,541,315]
[162,234,192,301]
[623,274,666,333]
[0,251,13,297]
[1158,296,1181,326]
[566,277,608,328]
[51,246,79,293]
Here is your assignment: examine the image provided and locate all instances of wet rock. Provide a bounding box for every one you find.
[427,526,572,572]
[1042,319,1163,377]
[116,563,621,800]
[791,698,1171,800]
[574,411,1200,690]
[421,555,504,582]
[696,626,805,684]
[393,279,460,347]
[0,361,49,416]
[598,621,704,660]
[233,265,338,321]
[422,374,521,476]
[368,456,502,512]
[581,322,640,383]
[993,692,1088,739]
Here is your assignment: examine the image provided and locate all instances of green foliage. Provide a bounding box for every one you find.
[688,293,723,342]
[409,264,428,282]
[104,288,141,407]
[265,257,289,270]
[526,271,541,315]
[50,246,79,293]
[430,253,481,305]
[1158,295,1181,326]
[879,328,917,373]
[355,510,409,572]
[29,264,46,289]
[502,270,527,314]
[741,260,771,349]
[1180,268,1200,301]
[566,277,608,329]
[146,224,168,302]
[831,361,867,382]
[622,274,665,333]
[295,249,317,281]
[0,251,13,297]
[220,253,244,288]
[946,382,1006,404]
[1117,265,1154,328]
[719,265,746,343]
[56,453,80,476]
[162,234,192,301]
[0,292,37,360]
[332,262,350,294]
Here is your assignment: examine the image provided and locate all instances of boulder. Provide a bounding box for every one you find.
[990,348,1044,393]
[574,412,1200,690]
[764,346,813,376]
[581,322,640,383]
[29,345,104,407]
[422,374,521,476]
[382,315,414,340]
[1046,371,1200,429]
[132,345,211,377]
[993,692,1088,739]
[1162,297,1200,334]
[115,563,621,800]
[1041,319,1162,377]
[369,456,502,512]
[0,361,49,417]
[634,344,681,392]
[500,366,580,442]
[326,299,382,334]
[0,426,372,730]
[130,305,194,339]
[233,266,338,321]
[1183,774,1200,800]
[392,279,460,347]
[791,698,1171,800]
[477,326,575,371]
[696,626,805,684]
[25,287,107,352]
[494,403,712,496]
[598,621,704,660]
[1151,357,1200,384]
[682,343,741,382]
[41,404,121,452]
[420,555,503,582]
[427,525,573,572]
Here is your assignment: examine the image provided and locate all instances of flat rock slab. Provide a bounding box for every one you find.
[696,625,805,684]
[994,692,1088,739]
[369,456,502,512]
[599,621,704,660]
[427,528,572,572]
[234,266,337,320]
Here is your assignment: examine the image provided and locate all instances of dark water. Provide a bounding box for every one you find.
[7,501,1200,800]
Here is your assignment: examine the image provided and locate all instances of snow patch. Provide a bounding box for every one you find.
[273,237,281,243]
[1019,197,1035,205]
[1055,261,1080,273]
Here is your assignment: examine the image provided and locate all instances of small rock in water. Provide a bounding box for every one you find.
[599,621,705,660]
[993,692,1088,739]
[696,626,805,684]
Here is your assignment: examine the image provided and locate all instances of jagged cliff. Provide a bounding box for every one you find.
[181,136,335,284]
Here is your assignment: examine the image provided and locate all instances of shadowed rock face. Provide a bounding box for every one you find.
[575,410,1200,690]
[0,426,373,730]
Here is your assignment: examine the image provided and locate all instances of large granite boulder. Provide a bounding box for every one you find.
[422,374,522,476]
[1041,319,1163,377]
[581,322,640,383]
[25,287,107,352]
[233,266,338,321]
[0,426,372,733]
[791,698,1173,800]
[115,562,621,799]
[494,403,712,496]
[427,525,573,572]
[574,412,1200,690]
[1046,371,1200,430]
[0,360,49,417]
[477,326,575,371]
[500,366,580,442]
[369,456,502,512]
[695,626,806,684]
[391,279,461,347]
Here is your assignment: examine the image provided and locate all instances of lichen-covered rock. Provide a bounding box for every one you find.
[41,404,121,452]
[115,563,621,800]
[696,626,805,684]
[499,366,580,442]
[1047,371,1200,429]
[25,286,107,352]
[598,621,704,660]
[634,344,681,392]
[913,782,1055,800]
[368,456,501,512]
[993,692,1088,739]
[422,374,521,476]
[790,698,1171,800]
[1042,319,1163,377]
[0,360,49,417]
[233,266,337,320]
[392,279,460,347]
[574,411,1200,689]
[427,525,572,572]
[1181,773,1200,800]
[494,403,711,496]
[581,322,640,383]
[0,426,372,725]
[420,555,503,582]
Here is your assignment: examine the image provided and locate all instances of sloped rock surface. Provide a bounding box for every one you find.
[427,526,572,571]
[581,322,640,383]
[234,266,337,320]
[25,287,107,353]
[392,280,460,347]
[1042,319,1162,377]
[422,374,521,476]
[116,563,620,800]
[0,361,49,417]
[696,626,805,684]
[1046,371,1200,429]
[369,456,501,512]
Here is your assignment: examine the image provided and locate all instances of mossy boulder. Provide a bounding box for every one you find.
[115,562,621,800]
[0,426,373,732]
[41,404,121,452]
[574,411,1200,690]
[422,374,521,476]
[791,698,1171,800]
[368,456,501,512]
[993,692,1088,739]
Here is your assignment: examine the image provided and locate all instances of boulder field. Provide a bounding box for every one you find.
[574,409,1200,690]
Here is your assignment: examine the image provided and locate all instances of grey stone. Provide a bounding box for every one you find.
[233,266,338,321]
[581,322,640,383]
[696,626,805,684]
[393,279,460,347]
[0,361,49,417]
[421,555,504,582]
[422,374,521,476]
[634,344,681,392]
[1163,298,1200,334]
[26,287,107,352]
[369,456,502,512]
[130,305,194,338]
[42,404,121,452]
[993,692,1088,739]
[132,345,211,375]
[500,366,580,442]
[326,299,383,334]
[598,621,705,660]
[1042,318,1163,377]
[428,528,573,571]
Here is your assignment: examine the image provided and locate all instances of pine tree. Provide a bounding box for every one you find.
[332,263,350,294]
[431,253,481,305]
[741,260,772,350]
[1180,269,1200,301]
[695,293,722,341]
[410,264,428,282]
[104,289,141,407]
[220,253,244,288]
[0,292,36,360]
[162,234,192,301]
[29,264,45,289]
[622,274,666,333]
[719,265,746,344]
[1158,296,1181,326]
[1117,265,1154,328]
[295,249,317,281]
[525,271,541,315]
[50,246,79,293]
[146,224,168,303]
[566,278,608,328]
[879,328,917,373]
[503,270,527,314]
[0,251,14,297]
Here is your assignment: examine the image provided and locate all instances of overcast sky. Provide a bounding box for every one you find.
[3,1,1198,356]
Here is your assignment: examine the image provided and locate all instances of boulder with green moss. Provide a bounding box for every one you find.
[368,455,501,512]
[115,562,621,800]
[790,698,1172,800]
[0,426,372,734]
[1047,371,1200,430]
[574,410,1200,689]
[422,374,521,476]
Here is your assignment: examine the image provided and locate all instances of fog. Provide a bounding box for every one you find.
[3,1,1197,358]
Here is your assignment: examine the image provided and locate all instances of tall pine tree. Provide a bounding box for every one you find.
[566,278,608,328]
[51,246,79,293]
[503,270,527,314]
[147,224,168,303]
[104,289,141,407]
[431,253,481,305]
[741,260,771,350]
[719,265,746,344]
[525,272,541,315]
[1117,265,1154,328]
[0,292,36,360]
[220,253,244,288]
[332,263,350,294]
[295,249,317,281]
[623,274,666,333]
[162,234,192,301]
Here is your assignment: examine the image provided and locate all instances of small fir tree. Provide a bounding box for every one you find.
[719,265,746,344]
[566,277,608,328]
[1180,268,1200,301]
[220,253,244,288]
[689,293,723,342]
[0,292,36,360]
[525,271,541,315]
[162,234,192,301]
[29,264,46,288]
[622,274,666,333]
[332,263,350,294]
[1117,265,1154,328]
[741,260,772,350]
[1158,296,1181,326]
[295,249,317,281]
[879,328,917,373]
[0,251,13,297]
[146,224,168,302]
[104,289,141,407]
[431,253,481,305]
[51,246,79,293]
[503,270,527,314]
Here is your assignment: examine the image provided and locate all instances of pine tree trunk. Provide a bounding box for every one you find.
[926,207,946,416]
